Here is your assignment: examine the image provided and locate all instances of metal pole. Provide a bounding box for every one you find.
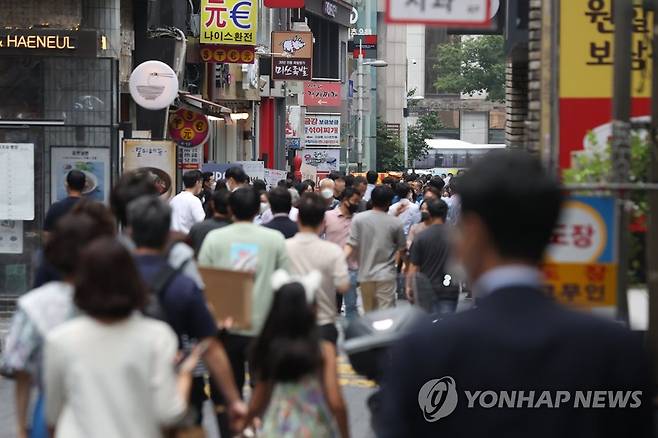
[611,0,633,323]
[403,58,409,169]
[646,0,658,384]
[357,41,365,172]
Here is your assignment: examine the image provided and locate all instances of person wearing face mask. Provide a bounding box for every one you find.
[407,200,432,249]
[253,191,270,225]
[319,178,339,210]
[322,187,363,320]
[225,166,249,192]
[387,182,421,237]
[169,170,206,234]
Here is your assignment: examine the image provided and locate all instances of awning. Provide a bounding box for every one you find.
[177,91,232,117]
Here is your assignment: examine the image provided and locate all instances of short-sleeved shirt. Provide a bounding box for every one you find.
[198,222,288,336]
[43,196,81,231]
[409,224,452,290]
[285,232,349,325]
[170,191,206,234]
[388,199,422,236]
[134,255,217,342]
[347,210,406,282]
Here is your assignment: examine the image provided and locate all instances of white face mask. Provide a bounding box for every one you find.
[210,181,217,191]
[260,202,269,214]
[321,189,334,200]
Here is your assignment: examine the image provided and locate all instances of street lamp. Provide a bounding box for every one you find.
[356,42,388,172]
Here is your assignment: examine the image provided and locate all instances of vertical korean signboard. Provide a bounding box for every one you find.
[543,196,618,312]
[271,32,313,81]
[200,0,258,45]
[559,0,652,169]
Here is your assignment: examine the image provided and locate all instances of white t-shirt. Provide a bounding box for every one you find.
[45,313,185,438]
[259,207,299,225]
[169,191,205,234]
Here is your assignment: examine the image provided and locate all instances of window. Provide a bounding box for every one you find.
[307,14,339,79]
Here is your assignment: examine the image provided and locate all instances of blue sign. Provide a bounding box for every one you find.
[201,163,242,181]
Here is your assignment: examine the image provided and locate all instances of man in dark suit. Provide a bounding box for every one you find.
[263,186,298,239]
[379,150,652,438]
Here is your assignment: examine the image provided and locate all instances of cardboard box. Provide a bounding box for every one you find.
[199,267,254,330]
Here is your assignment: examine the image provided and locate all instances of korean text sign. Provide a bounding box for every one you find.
[201,0,258,45]
[543,196,618,310]
[272,32,313,81]
[386,0,491,27]
[304,114,341,146]
[559,0,653,169]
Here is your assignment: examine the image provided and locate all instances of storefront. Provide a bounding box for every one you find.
[0,29,118,294]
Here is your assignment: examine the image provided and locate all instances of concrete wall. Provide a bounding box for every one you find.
[376,16,406,127]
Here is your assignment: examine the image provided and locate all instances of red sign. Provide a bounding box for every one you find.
[559,98,650,169]
[304,81,341,107]
[169,109,210,148]
[352,35,377,58]
[200,45,255,64]
[265,0,304,7]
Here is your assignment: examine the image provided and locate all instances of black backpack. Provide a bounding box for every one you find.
[143,259,190,322]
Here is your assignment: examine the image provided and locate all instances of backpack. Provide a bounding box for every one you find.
[143,258,190,322]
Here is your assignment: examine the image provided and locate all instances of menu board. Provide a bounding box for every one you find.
[0,143,34,220]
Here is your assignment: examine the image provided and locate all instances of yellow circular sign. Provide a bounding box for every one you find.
[213,49,227,62]
[227,49,240,63]
[180,127,195,141]
[183,111,195,122]
[193,120,207,133]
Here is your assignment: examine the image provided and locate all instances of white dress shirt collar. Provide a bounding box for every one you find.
[473,264,543,298]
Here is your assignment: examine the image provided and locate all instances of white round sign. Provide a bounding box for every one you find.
[546,200,607,263]
[129,61,179,110]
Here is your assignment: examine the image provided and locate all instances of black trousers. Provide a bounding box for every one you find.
[213,332,254,437]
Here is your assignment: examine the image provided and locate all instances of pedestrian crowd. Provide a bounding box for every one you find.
[1,151,653,438]
[1,163,458,438]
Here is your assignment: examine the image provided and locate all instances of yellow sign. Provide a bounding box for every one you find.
[200,0,257,46]
[560,0,653,98]
[542,263,617,309]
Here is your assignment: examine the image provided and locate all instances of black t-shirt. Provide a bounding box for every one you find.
[43,196,81,231]
[189,217,231,255]
[409,224,452,290]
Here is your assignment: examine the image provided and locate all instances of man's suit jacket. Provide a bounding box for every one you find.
[263,216,298,239]
[379,286,652,438]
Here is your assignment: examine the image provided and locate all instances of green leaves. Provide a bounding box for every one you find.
[433,35,505,102]
[407,112,444,164]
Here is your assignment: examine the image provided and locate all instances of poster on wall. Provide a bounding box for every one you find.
[178,145,203,170]
[51,147,110,203]
[236,161,265,181]
[0,143,34,220]
[0,220,23,254]
[264,168,288,190]
[304,114,341,146]
[301,148,340,172]
[123,140,177,199]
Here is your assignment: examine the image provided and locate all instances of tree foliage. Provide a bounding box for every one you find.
[433,35,506,102]
[376,119,404,171]
[407,112,444,165]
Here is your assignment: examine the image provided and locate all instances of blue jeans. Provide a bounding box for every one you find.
[345,270,359,320]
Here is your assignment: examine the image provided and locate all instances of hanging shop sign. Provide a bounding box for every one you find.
[200,44,255,63]
[265,0,304,7]
[386,0,491,27]
[350,35,377,59]
[178,145,204,170]
[129,61,179,111]
[301,148,340,172]
[271,31,313,81]
[169,108,210,147]
[304,81,341,107]
[304,114,341,146]
[0,29,97,57]
[200,0,258,45]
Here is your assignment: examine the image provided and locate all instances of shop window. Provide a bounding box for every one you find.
[307,14,339,79]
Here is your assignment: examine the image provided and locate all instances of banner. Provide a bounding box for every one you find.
[301,148,340,172]
[264,168,288,190]
[559,1,653,169]
[304,114,341,146]
[300,163,317,183]
[235,160,265,181]
[51,147,110,203]
[200,0,258,45]
[123,140,177,199]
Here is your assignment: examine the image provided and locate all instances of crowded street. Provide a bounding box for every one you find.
[3,0,658,437]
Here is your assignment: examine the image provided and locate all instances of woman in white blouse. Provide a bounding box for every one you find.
[44,237,202,438]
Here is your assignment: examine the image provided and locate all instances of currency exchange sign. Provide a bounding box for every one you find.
[200,0,258,45]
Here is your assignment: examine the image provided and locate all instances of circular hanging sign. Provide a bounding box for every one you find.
[129,61,179,110]
[169,108,210,147]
